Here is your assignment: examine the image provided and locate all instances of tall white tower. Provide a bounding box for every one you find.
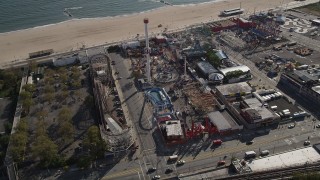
[144,18,151,83]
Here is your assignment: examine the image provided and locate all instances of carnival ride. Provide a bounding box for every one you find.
[145,87,173,114]
[185,117,218,139]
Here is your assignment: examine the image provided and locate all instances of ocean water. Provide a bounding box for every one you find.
[0,0,216,33]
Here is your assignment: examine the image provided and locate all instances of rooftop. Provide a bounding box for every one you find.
[248,147,320,172]
[219,65,250,76]
[165,120,183,136]
[197,61,219,76]
[312,86,320,95]
[284,69,320,85]
[215,50,228,60]
[207,111,232,131]
[243,98,275,121]
[106,117,123,134]
[216,82,252,96]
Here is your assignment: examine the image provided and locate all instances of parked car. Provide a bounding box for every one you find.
[148,167,157,173]
[304,141,311,146]
[152,175,161,180]
[288,124,295,129]
[213,139,222,145]
[176,160,185,166]
[316,124,320,128]
[260,150,270,156]
[165,168,173,174]
[246,140,254,145]
[217,160,226,166]
[111,61,115,65]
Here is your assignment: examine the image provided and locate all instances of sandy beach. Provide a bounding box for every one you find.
[0,0,315,67]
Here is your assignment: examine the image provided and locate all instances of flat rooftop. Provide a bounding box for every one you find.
[216,82,252,96]
[106,117,123,134]
[248,147,320,172]
[208,110,242,131]
[244,98,274,121]
[165,120,183,136]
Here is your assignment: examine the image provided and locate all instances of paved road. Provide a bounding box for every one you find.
[102,122,320,179]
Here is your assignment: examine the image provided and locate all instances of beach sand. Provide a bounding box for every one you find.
[0,0,314,67]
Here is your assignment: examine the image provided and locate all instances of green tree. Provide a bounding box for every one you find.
[9,120,29,163]
[36,110,48,121]
[225,70,244,80]
[58,108,72,123]
[83,126,107,159]
[10,133,28,162]
[77,155,92,169]
[58,122,74,145]
[2,71,18,89]
[206,50,221,68]
[22,98,34,111]
[15,119,28,132]
[60,73,68,83]
[44,85,54,94]
[23,84,36,93]
[20,91,32,100]
[46,77,55,85]
[71,80,81,89]
[32,134,59,168]
[45,69,54,77]
[44,92,54,103]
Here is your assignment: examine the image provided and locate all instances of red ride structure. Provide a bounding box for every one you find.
[185,117,218,139]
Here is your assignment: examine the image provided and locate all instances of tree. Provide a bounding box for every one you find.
[10,133,28,162]
[23,84,36,93]
[22,98,34,111]
[225,70,244,80]
[206,50,221,68]
[43,92,54,103]
[20,91,32,100]
[83,126,107,159]
[60,73,68,84]
[2,71,18,89]
[58,122,74,145]
[9,120,29,163]
[44,77,55,85]
[84,95,94,108]
[58,108,72,123]
[15,119,28,132]
[61,90,69,100]
[32,134,59,168]
[44,85,54,94]
[71,80,81,89]
[36,110,48,121]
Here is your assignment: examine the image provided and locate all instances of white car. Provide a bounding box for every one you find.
[288,124,295,129]
[316,124,320,128]
[177,160,185,165]
[152,175,161,179]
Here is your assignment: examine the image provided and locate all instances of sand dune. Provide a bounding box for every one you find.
[0,0,315,67]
